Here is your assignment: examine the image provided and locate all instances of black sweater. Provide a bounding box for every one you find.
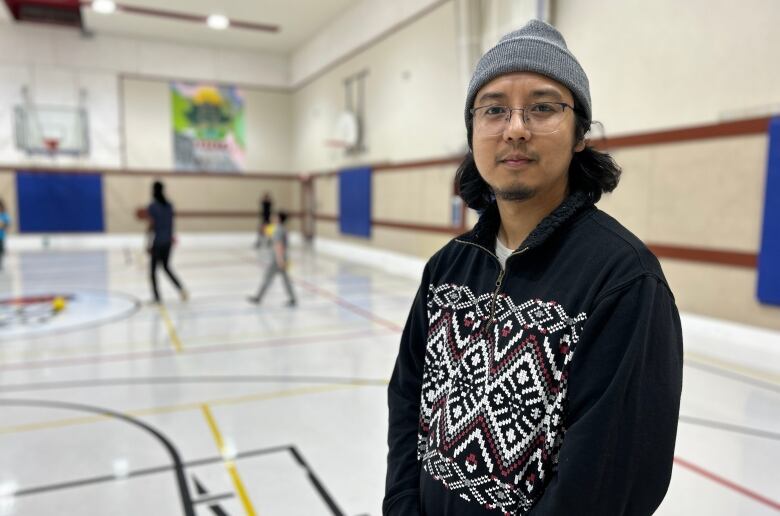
[384,192,683,515]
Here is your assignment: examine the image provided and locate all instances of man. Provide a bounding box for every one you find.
[384,20,683,516]
[248,211,297,307]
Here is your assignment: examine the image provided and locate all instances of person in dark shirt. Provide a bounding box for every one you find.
[147,181,188,304]
[255,192,273,248]
[384,20,682,516]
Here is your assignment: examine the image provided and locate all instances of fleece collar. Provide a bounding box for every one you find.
[460,190,594,253]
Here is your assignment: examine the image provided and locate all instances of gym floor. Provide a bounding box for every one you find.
[0,244,778,515]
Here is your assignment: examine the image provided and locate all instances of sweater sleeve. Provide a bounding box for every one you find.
[527,274,683,516]
[383,266,431,516]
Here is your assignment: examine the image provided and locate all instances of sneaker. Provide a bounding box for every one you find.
[247,296,260,305]
[180,290,189,302]
[286,299,297,307]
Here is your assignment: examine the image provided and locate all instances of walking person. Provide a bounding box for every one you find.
[147,181,188,304]
[255,192,273,248]
[0,199,10,271]
[248,211,296,307]
[384,20,683,516]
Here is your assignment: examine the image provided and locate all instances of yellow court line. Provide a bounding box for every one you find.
[158,305,183,352]
[0,383,356,435]
[201,404,258,516]
[0,322,374,364]
[684,351,780,386]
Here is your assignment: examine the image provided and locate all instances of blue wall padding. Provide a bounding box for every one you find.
[16,172,105,233]
[757,117,780,305]
[339,167,372,238]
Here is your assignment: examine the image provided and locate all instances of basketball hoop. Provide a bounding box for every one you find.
[42,137,60,156]
[324,139,350,149]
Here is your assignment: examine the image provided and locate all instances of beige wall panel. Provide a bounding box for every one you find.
[292,2,463,172]
[176,215,301,234]
[104,175,155,233]
[123,79,172,169]
[646,135,767,252]
[661,259,780,331]
[159,177,298,214]
[556,0,780,134]
[372,227,453,259]
[123,78,294,173]
[104,174,298,233]
[175,217,257,232]
[314,176,338,215]
[373,166,453,225]
[315,219,451,259]
[316,220,340,239]
[0,171,17,235]
[465,207,479,229]
[243,89,293,172]
[596,146,653,240]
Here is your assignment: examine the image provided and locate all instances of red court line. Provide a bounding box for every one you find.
[0,329,391,372]
[292,277,404,333]
[232,253,406,332]
[674,456,780,511]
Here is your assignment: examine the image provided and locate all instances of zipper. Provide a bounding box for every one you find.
[486,268,505,333]
[455,239,529,335]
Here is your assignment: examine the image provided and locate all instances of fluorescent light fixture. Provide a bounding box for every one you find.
[207,14,230,30]
[91,0,116,14]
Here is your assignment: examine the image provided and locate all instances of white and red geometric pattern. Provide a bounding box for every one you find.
[419,283,588,514]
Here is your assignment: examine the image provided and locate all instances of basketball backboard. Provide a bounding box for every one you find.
[14,103,90,156]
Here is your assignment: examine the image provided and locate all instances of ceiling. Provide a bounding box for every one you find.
[2,0,360,54]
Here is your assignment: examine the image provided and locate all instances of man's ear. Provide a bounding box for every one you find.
[574,138,586,153]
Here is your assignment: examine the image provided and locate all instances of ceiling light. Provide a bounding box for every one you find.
[207,14,230,30]
[91,0,116,14]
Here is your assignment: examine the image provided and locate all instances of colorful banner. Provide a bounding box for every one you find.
[171,82,246,172]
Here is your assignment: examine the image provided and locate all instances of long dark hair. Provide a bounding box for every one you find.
[152,181,169,206]
[456,111,621,210]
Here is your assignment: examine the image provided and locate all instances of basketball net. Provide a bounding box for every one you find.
[43,137,60,158]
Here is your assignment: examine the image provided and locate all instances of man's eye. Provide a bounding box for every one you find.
[484,106,507,116]
[530,103,555,113]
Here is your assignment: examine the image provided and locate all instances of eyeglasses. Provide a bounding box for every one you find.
[469,102,574,136]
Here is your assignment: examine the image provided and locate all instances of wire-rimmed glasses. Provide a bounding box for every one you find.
[469,102,574,136]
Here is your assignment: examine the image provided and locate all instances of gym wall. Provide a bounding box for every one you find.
[295,0,780,330]
[0,22,299,235]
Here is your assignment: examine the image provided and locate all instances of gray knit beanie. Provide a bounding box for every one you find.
[465,20,590,141]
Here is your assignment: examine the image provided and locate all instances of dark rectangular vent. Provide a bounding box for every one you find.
[4,0,83,28]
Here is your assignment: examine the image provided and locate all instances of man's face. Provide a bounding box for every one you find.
[471,72,584,204]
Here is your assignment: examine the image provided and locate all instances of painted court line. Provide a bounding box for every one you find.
[0,374,389,392]
[0,318,375,363]
[0,383,361,435]
[0,328,390,371]
[201,404,258,516]
[11,444,292,498]
[233,252,405,332]
[293,277,404,332]
[685,351,780,385]
[158,304,184,352]
[674,456,780,511]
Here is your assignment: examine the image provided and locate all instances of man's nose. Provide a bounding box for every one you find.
[503,109,532,141]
